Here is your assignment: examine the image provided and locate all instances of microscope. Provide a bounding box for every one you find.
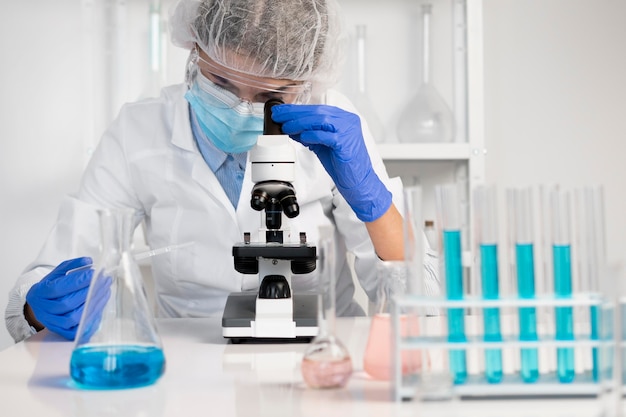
[221,99,318,342]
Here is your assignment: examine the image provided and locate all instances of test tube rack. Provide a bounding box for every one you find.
[619,296,626,396]
[391,292,617,401]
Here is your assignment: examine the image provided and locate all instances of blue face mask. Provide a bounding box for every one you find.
[184,75,264,154]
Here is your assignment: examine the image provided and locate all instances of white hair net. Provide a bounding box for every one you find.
[169,0,345,97]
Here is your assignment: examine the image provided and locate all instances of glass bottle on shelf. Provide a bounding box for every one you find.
[301,227,352,388]
[397,3,455,143]
[350,24,386,143]
[70,207,166,389]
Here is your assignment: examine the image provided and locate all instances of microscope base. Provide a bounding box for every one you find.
[222,292,318,342]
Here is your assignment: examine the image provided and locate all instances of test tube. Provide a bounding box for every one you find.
[435,184,467,384]
[474,185,503,383]
[550,188,575,383]
[402,185,424,297]
[507,187,539,383]
[574,186,606,382]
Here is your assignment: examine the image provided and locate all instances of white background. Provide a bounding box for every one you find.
[1,0,624,350]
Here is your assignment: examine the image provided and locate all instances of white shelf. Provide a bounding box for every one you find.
[377,142,472,161]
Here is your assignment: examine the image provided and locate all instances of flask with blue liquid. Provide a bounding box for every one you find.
[70,208,166,389]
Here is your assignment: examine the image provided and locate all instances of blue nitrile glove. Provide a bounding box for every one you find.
[25,257,94,340]
[272,104,392,222]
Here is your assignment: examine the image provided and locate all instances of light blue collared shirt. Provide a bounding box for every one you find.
[189,108,247,209]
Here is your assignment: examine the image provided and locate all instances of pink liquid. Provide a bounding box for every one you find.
[363,313,422,380]
[301,357,353,389]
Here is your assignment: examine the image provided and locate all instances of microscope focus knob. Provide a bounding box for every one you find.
[258,275,291,299]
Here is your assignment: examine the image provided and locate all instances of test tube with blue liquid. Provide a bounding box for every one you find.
[435,184,467,384]
[507,187,539,383]
[474,185,503,383]
[574,187,606,382]
[550,188,576,383]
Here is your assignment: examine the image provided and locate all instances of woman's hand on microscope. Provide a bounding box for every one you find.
[272,104,392,222]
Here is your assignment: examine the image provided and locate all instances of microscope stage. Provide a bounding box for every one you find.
[222,292,318,342]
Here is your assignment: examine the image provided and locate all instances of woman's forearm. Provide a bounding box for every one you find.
[365,203,404,261]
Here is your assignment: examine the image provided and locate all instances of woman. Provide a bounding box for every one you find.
[6,0,438,342]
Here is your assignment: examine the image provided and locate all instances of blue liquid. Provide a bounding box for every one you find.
[443,230,467,384]
[553,244,575,383]
[516,243,539,383]
[590,305,599,382]
[70,345,165,389]
[480,244,503,383]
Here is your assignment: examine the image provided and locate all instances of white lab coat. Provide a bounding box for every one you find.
[6,84,435,343]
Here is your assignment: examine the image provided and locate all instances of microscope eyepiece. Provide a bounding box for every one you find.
[263,99,284,136]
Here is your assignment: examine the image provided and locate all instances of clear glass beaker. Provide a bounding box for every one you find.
[70,208,165,389]
[396,3,455,143]
[363,261,421,381]
[301,226,352,388]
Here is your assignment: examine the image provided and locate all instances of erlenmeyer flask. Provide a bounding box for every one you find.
[350,24,386,143]
[70,208,165,389]
[397,3,455,143]
[301,227,352,389]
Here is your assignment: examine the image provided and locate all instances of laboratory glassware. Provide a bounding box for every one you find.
[574,186,606,381]
[301,227,352,388]
[507,187,539,383]
[366,185,423,382]
[401,185,452,399]
[364,261,421,380]
[397,3,455,143]
[548,187,576,383]
[435,183,467,384]
[351,24,385,143]
[402,185,424,296]
[474,185,503,383]
[70,208,165,389]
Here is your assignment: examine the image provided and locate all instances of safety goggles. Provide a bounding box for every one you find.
[186,46,312,111]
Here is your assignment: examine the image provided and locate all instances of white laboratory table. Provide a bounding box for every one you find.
[0,317,612,417]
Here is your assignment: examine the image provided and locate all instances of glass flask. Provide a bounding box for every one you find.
[70,208,166,389]
[301,227,352,389]
[397,3,455,143]
[363,261,421,381]
[350,24,386,143]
